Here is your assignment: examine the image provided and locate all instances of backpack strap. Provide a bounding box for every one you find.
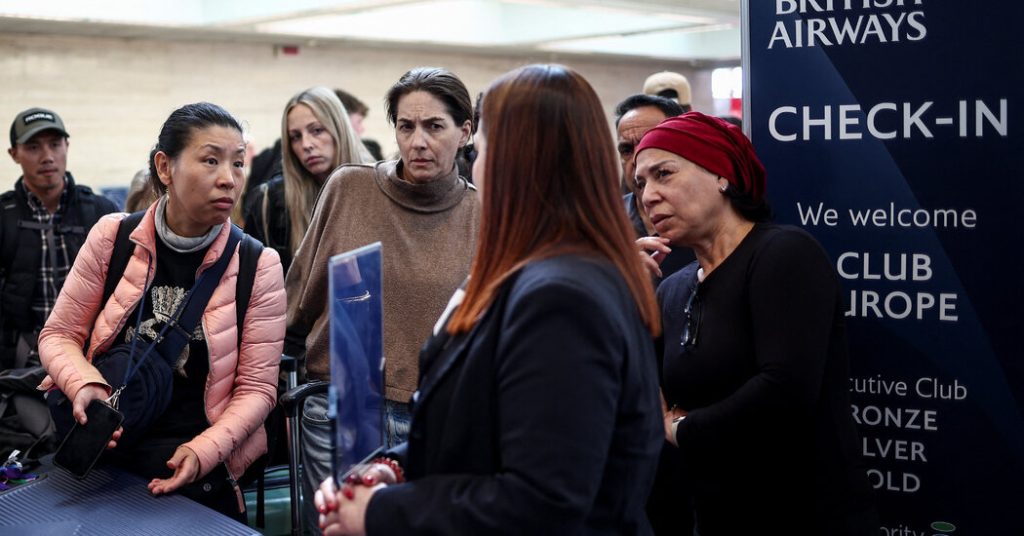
[79,211,144,357]
[258,182,271,250]
[235,230,263,348]
[102,211,146,307]
[0,191,18,280]
[72,184,99,229]
[232,229,266,526]
[59,174,100,236]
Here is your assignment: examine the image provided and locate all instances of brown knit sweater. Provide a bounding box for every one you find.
[284,160,479,402]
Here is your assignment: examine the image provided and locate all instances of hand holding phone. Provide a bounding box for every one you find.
[72,384,111,425]
[54,399,124,479]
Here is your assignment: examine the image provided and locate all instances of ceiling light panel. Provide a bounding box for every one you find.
[540,24,740,60]
[253,0,690,46]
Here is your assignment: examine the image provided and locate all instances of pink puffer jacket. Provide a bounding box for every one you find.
[38,204,286,479]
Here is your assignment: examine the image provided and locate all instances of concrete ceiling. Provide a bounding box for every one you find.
[0,0,741,62]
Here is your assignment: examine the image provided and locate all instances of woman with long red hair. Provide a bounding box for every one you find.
[314,63,663,535]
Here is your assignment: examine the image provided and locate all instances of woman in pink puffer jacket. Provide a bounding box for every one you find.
[38,102,285,520]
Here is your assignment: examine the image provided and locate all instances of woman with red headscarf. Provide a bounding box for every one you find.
[634,112,876,535]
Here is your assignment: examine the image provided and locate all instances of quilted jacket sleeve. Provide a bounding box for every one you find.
[183,246,285,476]
[37,213,126,400]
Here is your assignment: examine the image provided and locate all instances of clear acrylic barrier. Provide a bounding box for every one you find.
[328,242,384,481]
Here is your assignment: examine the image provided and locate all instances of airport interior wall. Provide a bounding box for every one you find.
[0,31,719,192]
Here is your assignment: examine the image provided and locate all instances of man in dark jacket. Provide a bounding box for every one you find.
[1,107,118,369]
[615,94,695,285]
[614,95,696,535]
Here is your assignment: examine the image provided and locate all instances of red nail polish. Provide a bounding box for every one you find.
[362,474,377,486]
[342,487,354,500]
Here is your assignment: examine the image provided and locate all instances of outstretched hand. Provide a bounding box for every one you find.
[147,446,200,495]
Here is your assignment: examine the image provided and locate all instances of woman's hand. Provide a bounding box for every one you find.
[344,462,401,487]
[316,476,385,536]
[636,236,671,278]
[71,383,109,425]
[147,446,201,495]
[663,405,688,447]
[71,383,123,449]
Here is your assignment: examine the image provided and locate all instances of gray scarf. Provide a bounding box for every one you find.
[154,196,223,253]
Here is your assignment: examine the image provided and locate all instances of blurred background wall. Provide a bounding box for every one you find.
[0,0,741,193]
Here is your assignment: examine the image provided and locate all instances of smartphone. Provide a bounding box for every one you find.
[53,399,124,479]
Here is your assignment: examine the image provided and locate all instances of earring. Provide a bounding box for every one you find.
[719,184,728,193]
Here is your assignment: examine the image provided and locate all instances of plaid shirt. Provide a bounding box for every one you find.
[24,179,72,328]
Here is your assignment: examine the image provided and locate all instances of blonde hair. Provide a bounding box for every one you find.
[125,168,159,213]
[281,86,371,252]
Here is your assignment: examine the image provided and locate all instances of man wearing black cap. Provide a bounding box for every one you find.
[1,107,117,370]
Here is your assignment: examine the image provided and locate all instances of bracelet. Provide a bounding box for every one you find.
[371,456,406,484]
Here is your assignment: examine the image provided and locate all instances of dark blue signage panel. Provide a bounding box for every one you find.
[744,2,1024,533]
[329,242,385,479]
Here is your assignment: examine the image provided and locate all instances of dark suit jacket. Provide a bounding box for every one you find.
[365,255,663,535]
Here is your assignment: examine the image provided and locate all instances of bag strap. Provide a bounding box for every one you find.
[102,211,146,307]
[0,192,23,280]
[154,225,242,362]
[258,182,271,249]
[81,211,143,358]
[230,231,265,526]
[236,188,277,526]
[112,225,241,404]
[73,185,100,230]
[235,231,263,348]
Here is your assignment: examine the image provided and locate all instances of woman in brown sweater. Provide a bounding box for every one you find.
[284,66,480,532]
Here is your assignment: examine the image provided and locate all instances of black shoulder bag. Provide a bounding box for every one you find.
[48,223,243,448]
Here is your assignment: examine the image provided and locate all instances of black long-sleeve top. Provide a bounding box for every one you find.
[657,223,874,535]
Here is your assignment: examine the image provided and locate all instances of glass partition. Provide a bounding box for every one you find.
[328,242,384,480]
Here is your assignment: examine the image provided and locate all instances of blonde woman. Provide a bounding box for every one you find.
[244,87,371,272]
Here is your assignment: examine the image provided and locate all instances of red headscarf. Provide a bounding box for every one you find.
[634,112,766,202]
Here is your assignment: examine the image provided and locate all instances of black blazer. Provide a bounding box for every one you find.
[365,255,662,535]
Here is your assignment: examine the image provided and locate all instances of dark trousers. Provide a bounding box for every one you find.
[646,441,694,535]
